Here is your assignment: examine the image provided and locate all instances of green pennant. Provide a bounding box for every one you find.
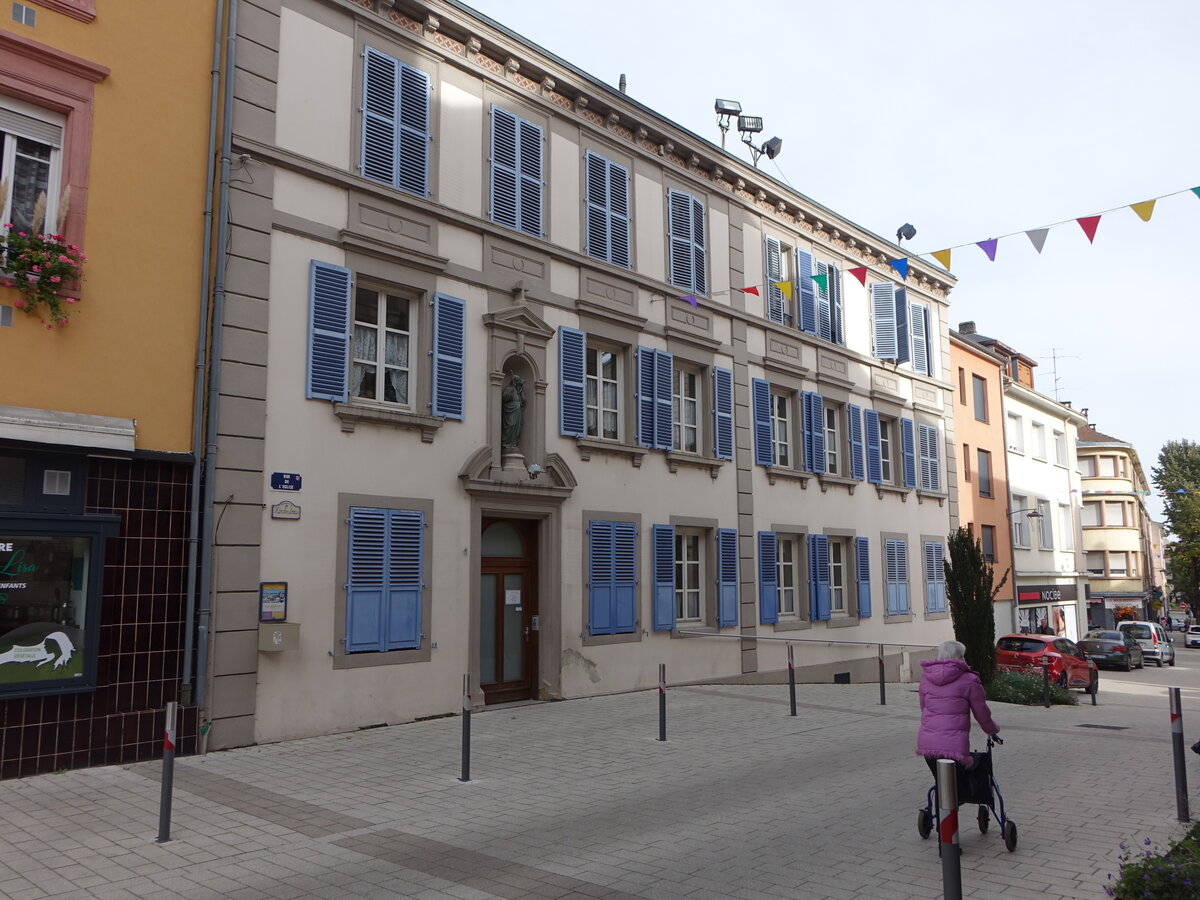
[811,272,828,292]
[1193,186,1200,200]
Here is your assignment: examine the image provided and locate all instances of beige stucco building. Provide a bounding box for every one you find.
[203,0,959,749]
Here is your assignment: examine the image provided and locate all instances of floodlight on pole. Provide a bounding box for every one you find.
[714,99,742,149]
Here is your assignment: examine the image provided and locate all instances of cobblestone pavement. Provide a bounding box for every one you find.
[2,671,1200,900]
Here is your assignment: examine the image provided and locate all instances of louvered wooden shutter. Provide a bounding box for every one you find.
[584,151,631,268]
[652,524,676,631]
[490,106,519,230]
[924,541,946,613]
[613,521,637,633]
[918,423,940,491]
[816,260,832,341]
[901,417,917,489]
[911,301,929,375]
[797,249,816,334]
[559,327,586,437]
[637,347,656,448]
[716,528,738,628]
[587,521,614,635]
[758,531,778,625]
[667,189,695,292]
[809,534,830,621]
[307,261,351,402]
[848,404,865,480]
[655,351,673,451]
[396,62,431,196]
[713,367,733,460]
[691,196,707,295]
[765,236,785,323]
[431,294,465,420]
[361,49,430,196]
[752,378,773,466]
[803,392,825,474]
[894,287,911,365]
[871,282,896,359]
[346,507,423,653]
[855,536,872,617]
[385,510,424,649]
[830,264,843,344]
[864,409,882,484]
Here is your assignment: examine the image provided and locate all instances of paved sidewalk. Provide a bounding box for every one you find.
[1,678,1198,900]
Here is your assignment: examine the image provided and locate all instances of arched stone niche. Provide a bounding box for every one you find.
[481,304,555,483]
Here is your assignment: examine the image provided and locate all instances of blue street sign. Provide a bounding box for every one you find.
[270,472,302,492]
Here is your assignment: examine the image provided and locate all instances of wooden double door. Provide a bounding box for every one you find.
[479,518,538,704]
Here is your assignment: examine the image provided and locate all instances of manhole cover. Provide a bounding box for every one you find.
[1077,724,1130,730]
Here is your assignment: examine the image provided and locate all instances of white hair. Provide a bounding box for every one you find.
[937,640,967,660]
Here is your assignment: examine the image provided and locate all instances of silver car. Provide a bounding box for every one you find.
[1118,621,1176,667]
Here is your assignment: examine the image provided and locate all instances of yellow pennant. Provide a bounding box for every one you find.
[1130,200,1156,222]
[931,248,952,271]
[774,281,793,300]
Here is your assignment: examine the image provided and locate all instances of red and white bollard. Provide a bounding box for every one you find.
[936,758,962,900]
[156,701,178,843]
[1170,687,1190,822]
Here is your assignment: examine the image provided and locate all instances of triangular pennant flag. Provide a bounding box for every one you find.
[1025,228,1049,254]
[1077,215,1101,244]
[1192,187,1200,200]
[886,258,908,280]
[1130,200,1156,222]
[810,273,827,293]
[976,239,998,262]
[931,249,952,271]
[740,286,760,296]
[680,295,698,308]
[774,281,793,300]
[848,266,867,286]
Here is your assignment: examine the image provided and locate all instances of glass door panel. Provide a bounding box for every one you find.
[502,573,524,682]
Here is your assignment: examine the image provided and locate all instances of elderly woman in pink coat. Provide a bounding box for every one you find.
[916,639,1000,770]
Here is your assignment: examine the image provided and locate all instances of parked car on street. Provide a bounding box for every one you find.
[1117,621,1176,667]
[1077,630,1145,671]
[1186,625,1200,649]
[1169,616,1188,632]
[995,634,1099,692]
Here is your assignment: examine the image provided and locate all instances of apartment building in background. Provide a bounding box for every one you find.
[201,0,961,749]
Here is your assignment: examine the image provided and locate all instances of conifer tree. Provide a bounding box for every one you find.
[945,527,1009,686]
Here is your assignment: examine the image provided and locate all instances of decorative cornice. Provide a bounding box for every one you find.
[0,29,109,83]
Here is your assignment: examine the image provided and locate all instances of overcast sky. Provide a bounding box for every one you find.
[463,0,1198,518]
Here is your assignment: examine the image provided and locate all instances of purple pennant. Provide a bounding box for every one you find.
[886,258,908,280]
[976,239,998,261]
[680,295,698,308]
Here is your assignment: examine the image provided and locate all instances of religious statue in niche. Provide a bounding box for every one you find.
[500,375,526,450]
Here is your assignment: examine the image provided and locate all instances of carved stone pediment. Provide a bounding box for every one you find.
[483,305,555,341]
[458,447,577,499]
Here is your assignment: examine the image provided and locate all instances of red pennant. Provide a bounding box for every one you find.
[740,286,760,296]
[848,267,868,286]
[1076,215,1102,244]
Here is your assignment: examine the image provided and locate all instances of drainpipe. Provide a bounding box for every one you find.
[181,0,226,709]
[195,0,239,713]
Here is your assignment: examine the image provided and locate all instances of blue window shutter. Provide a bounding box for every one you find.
[901,417,917,488]
[307,261,351,402]
[925,541,946,613]
[652,524,676,631]
[609,160,632,268]
[516,117,543,236]
[816,260,832,342]
[885,540,898,615]
[713,367,734,460]
[809,534,830,621]
[848,404,864,481]
[361,49,399,187]
[584,151,609,263]
[654,350,673,451]
[894,287,911,365]
[801,392,813,471]
[716,528,738,628]
[613,522,638,634]
[636,347,654,447]
[830,264,843,344]
[797,249,816,334]
[587,521,614,636]
[489,106,519,230]
[385,510,423,649]
[864,409,882,484]
[870,282,896,359]
[923,305,933,375]
[758,531,778,625]
[803,393,825,474]
[752,378,773,466]
[347,507,387,652]
[886,539,910,615]
[691,195,707,296]
[431,294,465,420]
[559,327,586,437]
[855,536,872,618]
[396,62,431,196]
[910,301,929,375]
[764,236,785,323]
[667,189,694,292]
[919,424,940,491]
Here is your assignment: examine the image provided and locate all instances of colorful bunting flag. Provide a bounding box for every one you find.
[848,267,867,286]
[976,239,998,262]
[1025,228,1049,254]
[886,258,908,280]
[810,273,827,292]
[773,281,793,300]
[1076,215,1102,244]
[740,286,760,296]
[680,295,698,308]
[1193,187,1200,200]
[1130,200,1156,222]
[931,249,952,271]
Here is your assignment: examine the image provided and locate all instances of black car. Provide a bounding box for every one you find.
[1078,629,1145,671]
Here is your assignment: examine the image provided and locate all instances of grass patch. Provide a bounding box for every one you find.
[986,670,1076,705]
[1106,822,1200,898]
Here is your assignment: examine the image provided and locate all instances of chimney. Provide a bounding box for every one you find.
[1081,407,1089,421]
[958,321,976,335]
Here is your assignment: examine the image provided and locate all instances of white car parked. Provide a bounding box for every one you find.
[1187,625,1200,649]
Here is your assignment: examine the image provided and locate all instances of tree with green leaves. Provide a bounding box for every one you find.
[944,526,1009,686]
[1152,440,1200,611]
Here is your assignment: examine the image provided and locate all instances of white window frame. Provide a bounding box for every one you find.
[829,538,847,616]
[585,345,622,441]
[0,98,65,234]
[1007,414,1024,453]
[824,403,840,476]
[1098,456,1118,477]
[1103,500,1126,527]
[1058,504,1074,551]
[674,529,703,623]
[1053,430,1067,466]
[672,367,699,453]
[1036,498,1053,549]
[1012,494,1031,548]
[350,285,414,408]
[1031,422,1047,460]
[1079,455,1097,477]
[777,535,800,617]
[1081,501,1101,527]
[1085,550,1106,576]
[771,391,791,468]
[879,418,894,484]
[1109,551,1128,578]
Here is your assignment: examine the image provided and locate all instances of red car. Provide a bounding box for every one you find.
[995,634,1098,693]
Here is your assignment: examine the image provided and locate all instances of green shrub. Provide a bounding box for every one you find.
[1106,823,1200,898]
[985,670,1076,705]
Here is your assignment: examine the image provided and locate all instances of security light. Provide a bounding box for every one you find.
[762,136,783,160]
[896,223,917,242]
[714,99,742,116]
[737,115,764,135]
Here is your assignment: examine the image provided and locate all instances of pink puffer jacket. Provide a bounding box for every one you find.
[916,658,999,765]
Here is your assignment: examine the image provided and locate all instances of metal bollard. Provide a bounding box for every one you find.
[459,674,471,783]
[1170,687,1190,822]
[1042,655,1050,708]
[936,758,962,900]
[658,663,667,742]
[787,644,797,717]
[878,643,886,706]
[156,701,177,843]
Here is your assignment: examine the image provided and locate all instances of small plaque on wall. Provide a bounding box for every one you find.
[271,500,301,520]
[259,582,288,622]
